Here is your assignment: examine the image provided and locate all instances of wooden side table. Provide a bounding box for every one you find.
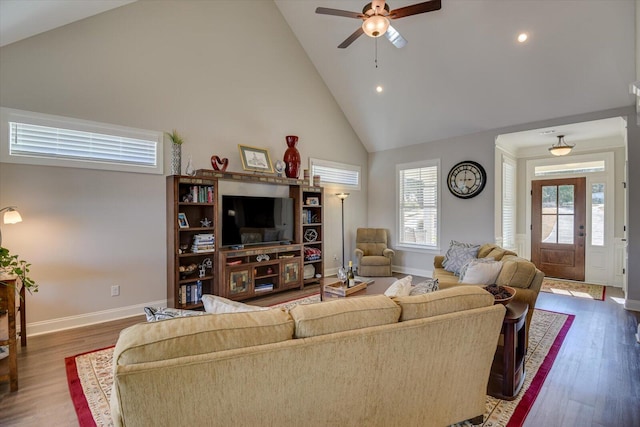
[0,276,18,391]
[487,301,528,400]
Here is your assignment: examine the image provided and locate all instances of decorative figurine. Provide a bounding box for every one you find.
[200,218,212,227]
[211,155,229,172]
[274,160,286,177]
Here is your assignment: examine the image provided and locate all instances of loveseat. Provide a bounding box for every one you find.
[111,287,505,427]
[433,243,544,347]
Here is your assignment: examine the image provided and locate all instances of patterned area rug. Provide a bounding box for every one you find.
[541,277,605,300]
[65,299,573,427]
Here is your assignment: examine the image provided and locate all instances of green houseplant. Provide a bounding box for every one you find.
[0,246,37,295]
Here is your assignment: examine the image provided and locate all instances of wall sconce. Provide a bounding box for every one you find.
[0,206,23,247]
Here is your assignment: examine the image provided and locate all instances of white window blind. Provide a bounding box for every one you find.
[1,107,163,174]
[502,159,516,250]
[310,158,360,189]
[9,122,157,167]
[398,161,439,249]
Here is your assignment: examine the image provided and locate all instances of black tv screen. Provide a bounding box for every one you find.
[221,195,294,247]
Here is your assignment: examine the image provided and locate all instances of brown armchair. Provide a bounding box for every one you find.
[354,228,394,277]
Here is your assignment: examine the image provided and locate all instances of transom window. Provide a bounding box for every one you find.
[1,107,163,174]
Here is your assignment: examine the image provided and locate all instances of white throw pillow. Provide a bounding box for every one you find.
[384,275,413,297]
[201,294,269,314]
[459,261,502,285]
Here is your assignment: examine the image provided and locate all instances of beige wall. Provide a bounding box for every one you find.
[0,1,368,331]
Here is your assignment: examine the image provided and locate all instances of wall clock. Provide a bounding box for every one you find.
[447,160,487,199]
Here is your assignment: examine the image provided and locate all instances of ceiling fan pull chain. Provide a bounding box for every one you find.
[375,36,379,68]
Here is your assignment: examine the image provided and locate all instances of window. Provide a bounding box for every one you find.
[591,183,605,246]
[534,160,604,177]
[397,160,439,249]
[502,157,516,250]
[1,107,163,174]
[310,158,360,189]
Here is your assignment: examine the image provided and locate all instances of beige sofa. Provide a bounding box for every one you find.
[111,287,505,427]
[433,243,544,348]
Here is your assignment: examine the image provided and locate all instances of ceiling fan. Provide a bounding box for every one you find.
[315,0,441,49]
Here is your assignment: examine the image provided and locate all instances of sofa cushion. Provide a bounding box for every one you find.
[393,286,494,322]
[497,255,538,289]
[459,258,502,285]
[201,294,269,314]
[113,309,294,366]
[384,275,413,297]
[289,294,401,338]
[442,242,480,275]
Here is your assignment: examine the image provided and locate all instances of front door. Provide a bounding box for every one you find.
[531,178,586,281]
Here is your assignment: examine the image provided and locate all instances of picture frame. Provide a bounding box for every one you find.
[238,145,274,173]
[306,197,319,206]
[177,213,189,228]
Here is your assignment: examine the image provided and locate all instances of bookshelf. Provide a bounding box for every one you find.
[166,176,217,309]
[167,172,324,307]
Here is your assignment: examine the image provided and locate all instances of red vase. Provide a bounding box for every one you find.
[284,135,301,179]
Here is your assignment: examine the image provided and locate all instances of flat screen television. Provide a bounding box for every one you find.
[221,195,294,247]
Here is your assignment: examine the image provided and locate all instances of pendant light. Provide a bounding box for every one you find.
[548,135,575,156]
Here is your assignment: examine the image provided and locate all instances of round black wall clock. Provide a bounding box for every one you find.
[447,160,487,199]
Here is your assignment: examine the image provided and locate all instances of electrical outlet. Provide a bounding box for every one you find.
[111,285,120,297]
[333,254,338,261]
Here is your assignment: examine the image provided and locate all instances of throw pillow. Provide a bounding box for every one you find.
[442,240,479,265]
[459,260,503,285]
[409,278,439,295]
[384,275,413,297]
[458,257,495,279]
[201,294,269,314]
[143,307,205,322]
[442,244,480,275]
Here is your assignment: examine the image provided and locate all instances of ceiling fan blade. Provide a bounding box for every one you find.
[315,7,364,19]
[385,25,407,48]
[338,27,365,49]
[389,0,441,19]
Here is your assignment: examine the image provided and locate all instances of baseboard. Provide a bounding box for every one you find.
[624,298,640,313]
[25,299,166,337]
[391,265,432,279]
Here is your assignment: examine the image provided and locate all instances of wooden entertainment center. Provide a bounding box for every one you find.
[167,171,324,310]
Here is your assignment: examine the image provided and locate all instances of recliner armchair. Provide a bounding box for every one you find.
[354,228,394,277]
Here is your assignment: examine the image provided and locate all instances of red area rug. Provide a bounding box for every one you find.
[66,306,574,427]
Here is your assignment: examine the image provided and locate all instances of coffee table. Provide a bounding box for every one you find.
[487,301,528,400]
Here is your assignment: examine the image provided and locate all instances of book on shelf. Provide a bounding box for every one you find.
[192,233,215,252]
[255,283,274,292]
[189,185,214,203]
[179,281,204,305]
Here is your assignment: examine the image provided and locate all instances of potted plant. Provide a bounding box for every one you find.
[166,129,185,175]
[0,246,37,295]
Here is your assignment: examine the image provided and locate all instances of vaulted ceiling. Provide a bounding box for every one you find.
[1,0,635,153]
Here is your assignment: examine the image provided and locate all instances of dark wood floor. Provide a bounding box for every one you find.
[0,283,638,426]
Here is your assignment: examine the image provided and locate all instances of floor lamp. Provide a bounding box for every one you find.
[335,193,349,268]
[0,206,22,247]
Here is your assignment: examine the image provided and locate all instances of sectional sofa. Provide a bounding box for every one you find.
[111,286,505,427]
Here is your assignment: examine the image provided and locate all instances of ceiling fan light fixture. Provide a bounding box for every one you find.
[548,135,575,156]
[362,15,389,37]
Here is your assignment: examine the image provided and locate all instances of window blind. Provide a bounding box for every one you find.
[398,163,438,248]
[9,122,157,167]
[310,158,360,189]
[502,159,516,249]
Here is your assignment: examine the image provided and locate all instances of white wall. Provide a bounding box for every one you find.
[368,106,640,310]
[0,0,368,332]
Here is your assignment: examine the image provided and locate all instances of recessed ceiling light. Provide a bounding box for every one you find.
[376,85,383,93]
[539,129,556,135]
[517,33,528,43]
